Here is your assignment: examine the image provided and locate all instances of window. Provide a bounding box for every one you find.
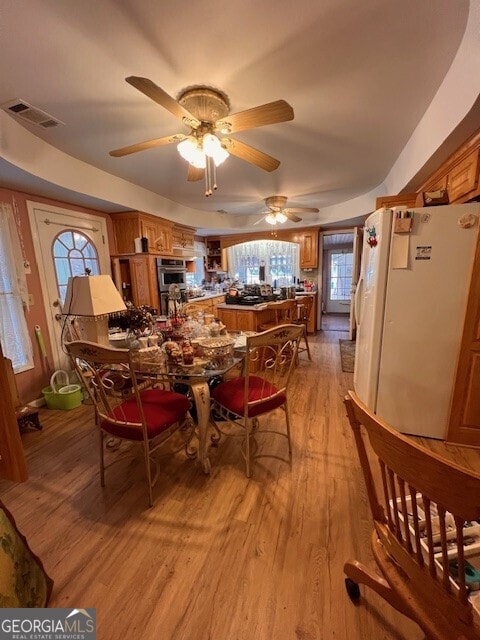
[52,230,100,301]
[0,203,33,372]
[329,251,353,300]
[227,240,298,286]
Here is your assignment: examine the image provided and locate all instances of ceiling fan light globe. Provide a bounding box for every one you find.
[203,134,229,166]
[190,148,206,169]
[202,133,220,155]
[212,146,229,166]
[177,136,198,162]
[276,212,287,223]
[265,213,277,225]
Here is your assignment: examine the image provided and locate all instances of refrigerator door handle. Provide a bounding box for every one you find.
[355,275,364,325]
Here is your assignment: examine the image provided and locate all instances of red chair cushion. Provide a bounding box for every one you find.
[100,389,190,441]
[212,376,286,418]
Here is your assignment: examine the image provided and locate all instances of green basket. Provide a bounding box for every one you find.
[42,370,83,410]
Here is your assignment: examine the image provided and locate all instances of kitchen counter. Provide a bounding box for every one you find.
[217,293,317,333]
[186,291,226,301]
[216,301,280,332]
[216,302,269,311]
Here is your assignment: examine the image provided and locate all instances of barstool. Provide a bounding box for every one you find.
[294,296,313,360]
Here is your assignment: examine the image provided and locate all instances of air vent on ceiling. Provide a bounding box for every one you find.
[1,99,64,128]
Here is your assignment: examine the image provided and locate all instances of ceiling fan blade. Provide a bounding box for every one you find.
[284,211,302,223]
[109,134,186,157]
[187,164,204,182]
[285,207,319,214]
[125,76,201,129]
[222,138,280,172]
[215,100,294,134]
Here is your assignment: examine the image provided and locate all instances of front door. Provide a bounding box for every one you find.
[325,248,353,314]
[27,201,111,371]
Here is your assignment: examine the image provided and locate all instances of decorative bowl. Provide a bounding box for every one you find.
[198,337,235,367]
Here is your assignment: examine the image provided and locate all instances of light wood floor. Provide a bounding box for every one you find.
[2,330,480,639]
[320,313,350,332]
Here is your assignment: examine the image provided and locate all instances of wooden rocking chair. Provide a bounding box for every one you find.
[344,390,480,639]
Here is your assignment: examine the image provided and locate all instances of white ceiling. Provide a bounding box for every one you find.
[0,0,474,233]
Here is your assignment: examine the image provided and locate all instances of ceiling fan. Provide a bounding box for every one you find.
[255,195,320,225]
[109,77,294,196]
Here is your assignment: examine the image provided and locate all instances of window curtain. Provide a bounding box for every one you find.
[0,203,33,371]
[227,240,299,286]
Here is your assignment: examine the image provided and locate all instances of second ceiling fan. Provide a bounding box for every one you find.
[255,196,320,225]
[109,77,294,196]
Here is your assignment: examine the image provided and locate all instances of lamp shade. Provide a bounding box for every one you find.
[63,275,126,317]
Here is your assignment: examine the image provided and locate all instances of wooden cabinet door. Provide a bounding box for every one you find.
[448,149,480,202]
[300,231,318,268]
[375,193,418,209]
[140,218,161,254]
[447,231,480,445]
[146,255,160,312]
[140,218,172,255]
[111,215,141,254]
[173,227,195,250]
[129,256,151,306]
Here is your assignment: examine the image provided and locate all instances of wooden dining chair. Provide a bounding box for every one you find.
[211,324,303,477]
[344,390,480,639]
[258,298,296,332]
[293,296,313,360]
[66,340,195,507]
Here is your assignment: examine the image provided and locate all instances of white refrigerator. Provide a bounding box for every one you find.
[354,203,480,439]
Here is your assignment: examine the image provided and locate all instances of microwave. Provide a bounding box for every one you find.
[157,258,187,292]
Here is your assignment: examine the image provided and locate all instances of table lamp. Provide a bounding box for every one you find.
[63,275,126,346]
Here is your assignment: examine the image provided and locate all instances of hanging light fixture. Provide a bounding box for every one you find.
[265,212,288,225]
[177,132,229,196]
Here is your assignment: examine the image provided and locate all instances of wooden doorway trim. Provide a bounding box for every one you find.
[447,226,480,446]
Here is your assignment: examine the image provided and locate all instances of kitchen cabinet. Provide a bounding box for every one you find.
[447,148,479,202]
[184,294,225,315]
[111,254,160,312]
[298,230,319,268]
[216,306,274,332]
[378,129,480,209]
[205,238,226,272]
[110,211,174,255]
[172,225,195,250]
[420,149,479,204]
[375,193,418,209]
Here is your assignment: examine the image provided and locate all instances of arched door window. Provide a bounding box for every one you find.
[52,230,100,301]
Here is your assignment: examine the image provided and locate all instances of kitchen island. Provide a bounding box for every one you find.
[216,293,318,333]
[216,302,276,332]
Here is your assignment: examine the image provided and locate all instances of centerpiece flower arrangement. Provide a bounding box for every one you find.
[108,303,155,343]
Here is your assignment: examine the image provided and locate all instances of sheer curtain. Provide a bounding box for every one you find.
[227,240,299,286]
[0,203,33,371]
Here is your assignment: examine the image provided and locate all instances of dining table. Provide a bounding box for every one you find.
[131,342,245,473]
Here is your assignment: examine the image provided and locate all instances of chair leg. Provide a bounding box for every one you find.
[284,400,293,461]
[99,429,105,487]
[245,419,252,478]
[143,442,154,508]
[303,325,312,360]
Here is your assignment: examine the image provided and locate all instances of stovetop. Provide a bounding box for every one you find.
[225,295,265,305]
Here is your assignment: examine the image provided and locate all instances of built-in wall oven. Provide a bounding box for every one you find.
[157,258,187,315]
